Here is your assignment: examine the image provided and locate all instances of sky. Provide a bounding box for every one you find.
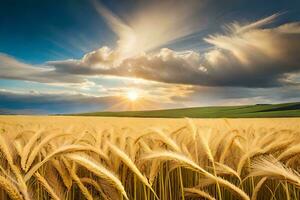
[1,0,300,114]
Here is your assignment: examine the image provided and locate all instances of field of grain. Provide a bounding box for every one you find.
[0,116,300,200]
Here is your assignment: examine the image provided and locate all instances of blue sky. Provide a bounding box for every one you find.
[1,0,300,114]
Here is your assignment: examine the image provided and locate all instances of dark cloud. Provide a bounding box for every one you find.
[0,90,121,114]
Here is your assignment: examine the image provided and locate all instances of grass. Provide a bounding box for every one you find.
[0,117,300,200]
[76,102,300,118]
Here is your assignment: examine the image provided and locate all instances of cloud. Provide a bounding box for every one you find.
[0,53,87,84]
[1,13,300,88]
[0,89,121,114]
[201,13,300,87]
[0,53,47,81]
[172,84,300,107]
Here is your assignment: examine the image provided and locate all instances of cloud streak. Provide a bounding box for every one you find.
[0,53,86,84]
[92,0,203,61]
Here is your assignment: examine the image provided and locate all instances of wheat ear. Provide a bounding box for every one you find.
[0,175,23,200]
[184,188,216,200]
[66,153,129,200]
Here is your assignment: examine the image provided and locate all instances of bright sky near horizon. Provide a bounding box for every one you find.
[0,0,300,114]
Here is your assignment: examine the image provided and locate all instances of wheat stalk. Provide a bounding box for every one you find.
[251,177,267,200]
[35,172,62,200]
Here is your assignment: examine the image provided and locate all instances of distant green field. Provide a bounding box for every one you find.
[76,102,300,118]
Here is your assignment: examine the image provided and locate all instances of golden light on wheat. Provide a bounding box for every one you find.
[0,116,299,200]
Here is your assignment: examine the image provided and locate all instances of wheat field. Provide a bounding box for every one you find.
[0,116,300,200]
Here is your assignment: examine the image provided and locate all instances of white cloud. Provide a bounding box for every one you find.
[0,53,87,84]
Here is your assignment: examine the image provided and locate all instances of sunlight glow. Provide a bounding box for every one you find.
[93,1,201,61]
[127,90,139,101]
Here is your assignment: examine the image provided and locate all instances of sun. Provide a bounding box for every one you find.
[127,90,139,101]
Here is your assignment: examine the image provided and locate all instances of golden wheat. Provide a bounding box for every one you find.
[0,116,299,199]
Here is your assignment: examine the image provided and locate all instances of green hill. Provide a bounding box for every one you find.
[75,102,300,118]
